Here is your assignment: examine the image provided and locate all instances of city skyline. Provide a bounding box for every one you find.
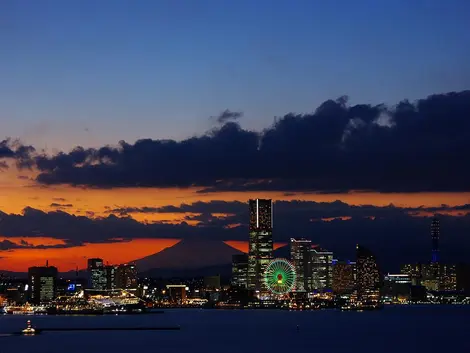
[1,1,470,273]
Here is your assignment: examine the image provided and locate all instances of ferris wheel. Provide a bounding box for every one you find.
[264,258,296,295]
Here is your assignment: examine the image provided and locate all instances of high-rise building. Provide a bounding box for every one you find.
[431,217,440,264]
[438,264,457,291]
[28,266,58,304]
[309,247,333,291]
[355,245,381,305]
[401,263,423,286]
[231,254,248,288]
[115,263,138,289]
[332,260,356,294]
[87,258,107,290]
[105,265,118,290]
[247,199,273,293]
[290,238,312,292]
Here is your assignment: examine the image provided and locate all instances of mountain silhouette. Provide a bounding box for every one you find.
[134,239,243,272]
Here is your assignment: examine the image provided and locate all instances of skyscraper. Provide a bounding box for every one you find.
[28,266,58,304]
[87,258,107,290]
[115,263,138,289]
[431,217,440,264]
[310,247,333,291]
[290,238,312,292]
[247,199,273,293]
[332,260,356,294]
[231,254,248,288]
[355,245,381,306]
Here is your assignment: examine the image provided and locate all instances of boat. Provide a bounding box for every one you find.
[21,320,36,335]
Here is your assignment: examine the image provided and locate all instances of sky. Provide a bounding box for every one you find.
[0,0,470,272]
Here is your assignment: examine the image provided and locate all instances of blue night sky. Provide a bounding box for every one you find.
[1,0,469,150]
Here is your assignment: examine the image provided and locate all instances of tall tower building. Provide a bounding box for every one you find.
[116,263,138,289]
[290,238,312,292]
[247,199,273,293]
[310,247,334,291]
[355,245,381,306]
[431,217,440,264]
[231,254,248,288]
[332,260,356,294]
[28,265,58,304]
[87,258,107,290]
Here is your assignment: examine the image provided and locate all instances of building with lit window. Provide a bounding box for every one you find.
[28,266,58,304]
[382,274,412,302]
[166,284,187,303]
[401,263,423,285]
[105,265,118,289]
[332,260,356,294]
[355,245,381,306]
[247,199,273,293]
[116,263,138,289]
[231,254,248,288]
[290,238,312,292]
[87,258,107,290]
[309,247,333,291]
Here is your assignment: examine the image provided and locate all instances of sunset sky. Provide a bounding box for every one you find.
[1,1,470,272]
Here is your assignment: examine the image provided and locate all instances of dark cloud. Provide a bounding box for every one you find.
[213,109,243,124]
[1,200,470,270]
[0,138,36,170]
[0,239,72,251]
[52,197,67,202]
[24,90,470,192]
[50,203,73,208]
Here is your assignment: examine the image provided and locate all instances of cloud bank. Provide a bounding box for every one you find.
[1,200,469,270]
[3,90,468,193]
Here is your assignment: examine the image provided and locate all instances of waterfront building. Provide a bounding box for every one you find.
[290,238,312,292]
[401,263,423,285]
[105,265,118,289]
[28,265,58,304]
[116,263,138,289]
[332,260,356,294]
[382,274,412,302]
[355,245,381,305]
[247,199,273,293]
[166,284,187,303]
[231,254,248,288]
[87,258,107,290]
[309,247,333,291]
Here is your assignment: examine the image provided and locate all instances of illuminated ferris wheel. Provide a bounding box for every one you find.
[264,258,296,295]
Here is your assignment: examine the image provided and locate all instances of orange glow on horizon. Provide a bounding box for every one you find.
[0,238,180,272]
[224,240,287,254]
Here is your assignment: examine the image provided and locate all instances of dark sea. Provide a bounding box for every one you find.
[1,306,469,353]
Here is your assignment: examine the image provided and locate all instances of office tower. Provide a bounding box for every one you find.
[231,254,248,288]
[355,245,381,305]
[310,247,333,291]
[247,199,273,293]
[28,266,58,304]
[401,263,423,286]
[332,260,356,294]
[438,264,457,291]
[431,217,440,263]
[116,263,138,289]
[87,258,107,290]
[290,238,312,292]
[105,265,118,289]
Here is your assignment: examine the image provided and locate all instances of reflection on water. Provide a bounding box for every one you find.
[0,306,469,353]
